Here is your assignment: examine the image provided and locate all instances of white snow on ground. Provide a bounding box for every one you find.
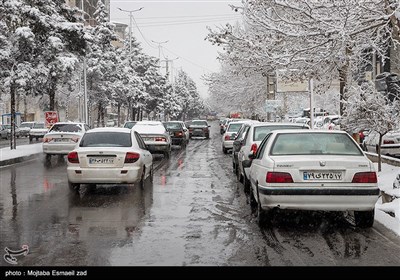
[0,143,399,235]
[0,143,43,161]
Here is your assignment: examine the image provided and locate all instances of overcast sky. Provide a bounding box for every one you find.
[109,0,241,98]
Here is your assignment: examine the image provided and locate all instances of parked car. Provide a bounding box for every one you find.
[29,122,48,142]
[237,122,310,193]
[132,121,172,158]
[42,122,90,162]
[19,121,36,137]
[322,115,341,130]
[163,121,189,147]
[188,120,210,139]
[222,119,256,154]
[362,129,400,157]
[67,127,153,192]
[0,124,21,139]
[232,122,254,176]
[244,130,379,228]
[123,121,137,129]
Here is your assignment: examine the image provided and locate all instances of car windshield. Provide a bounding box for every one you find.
[79,132,132,147]
[33,123,45,129]
[164,122,182,130]
[124,122,137,129]
[270,133,363,156]
[3,125,11,129]
[253,125,309,141]
[50,124,81,132]
[227,123,243,132]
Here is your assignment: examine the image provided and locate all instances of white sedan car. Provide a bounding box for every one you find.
[43,122,90,162]
[67,127,153,192]
[245,130,379,228]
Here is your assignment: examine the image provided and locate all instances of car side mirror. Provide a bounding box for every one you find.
[242,159,252,168]
[248,153,256,160]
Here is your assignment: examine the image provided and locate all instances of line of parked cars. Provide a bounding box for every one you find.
[223,120,379,228]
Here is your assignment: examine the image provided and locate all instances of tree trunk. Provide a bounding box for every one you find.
[97,102,101,127]
[10,82,16,150]
[24,94,27,122]
[101,105,105,127]
[117,103,121,127]
[131,107,136,121]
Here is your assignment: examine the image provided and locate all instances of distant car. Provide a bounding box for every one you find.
[188,120,210,139]
[123,121,137,129]
[322,115,341,130]
[393,173,400,189]
[237,122,309,192]
[29,122,48,142]
[245,130,379,228]
[363,129,400,157]
[132,121,172,158]
[222,119,256,154]
[0,124,21,139]
[163,121,189,147]
[42,122,90,162]
[19,121,36,137]
[67,127,153,192]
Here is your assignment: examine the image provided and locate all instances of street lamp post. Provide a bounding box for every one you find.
[151,40,168,66]
[118,7,144,53]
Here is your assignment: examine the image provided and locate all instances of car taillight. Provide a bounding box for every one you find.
[266,172,294,183]
[124,152,140,163]
[383,140,395,144]
[43,137,53,143]
[203,128,208,132]
[250,143,257,154]
[71,136,80,143]
[224,135,230,141]
[67,152,79,164]
[155,137,167,142]
[352,172,377,183]
[175,131,183,137]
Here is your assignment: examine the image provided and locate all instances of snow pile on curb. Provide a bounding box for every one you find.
[0,143,43,161]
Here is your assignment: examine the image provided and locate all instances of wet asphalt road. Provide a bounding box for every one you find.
[1,121,400,266]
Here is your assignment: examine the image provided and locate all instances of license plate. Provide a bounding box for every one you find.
[195,129,202,131]
[89,157,115,164]
[54,138,70,142]
[303,171,342,180]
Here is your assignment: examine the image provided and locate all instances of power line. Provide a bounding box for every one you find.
[135,18,240,28]
[113,13,241,20]
[131,16,158,49]
[163,46,214,72]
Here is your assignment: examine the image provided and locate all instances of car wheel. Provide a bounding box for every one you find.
[68,181,80,193]
[249,184,257,213]
[354,210,374,228]
[29,136,33,142]
[164,150,171,159]
[243,176,251,194]
[232,161,237,174]
[139,168,146,189]
[256,189,269,227]
[36,137,39,141]
[237,168,244,183]
[149,164,154,183]
[44,154,52,166]
[222,146,228,154]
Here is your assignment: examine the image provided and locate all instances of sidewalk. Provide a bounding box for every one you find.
[0,143,399,236]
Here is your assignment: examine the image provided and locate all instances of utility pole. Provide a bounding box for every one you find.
[81,1,88,125]
[118,7,144,53]
[161,56,179,83]
[151,40,168,66]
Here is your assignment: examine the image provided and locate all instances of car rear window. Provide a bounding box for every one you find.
[164,122,182,130]
[191,121,208,126]
[124,122,137,129]
[33,123,45,129]
[79,132,132,147]
[270,133,363,156]
[50,124,82,132]
[253,125,309,141]
[227,123,243,132]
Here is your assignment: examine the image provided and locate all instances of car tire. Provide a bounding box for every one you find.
[68,181,80,193]
[44,154,52,166]
[164,150,171,159]
[237,168,244,183]
[243,176,251,194]
[256,188,269,227]
[222,146,228,154]
[249,184,257,213]
[354,210,374,228]
[232,161,237,174]
[29,136,33,142]
[139,168,146,189]
[149,164,154,183]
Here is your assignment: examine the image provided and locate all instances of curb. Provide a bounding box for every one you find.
[0,153,43,167]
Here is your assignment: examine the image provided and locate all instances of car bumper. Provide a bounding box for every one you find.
[43,143,77,155]
[146,144,170,154]
[258,186,380,211]
[171,137,185,145]
[381,145,400,156]
[67,166,141,184]
[223,140,234,149]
